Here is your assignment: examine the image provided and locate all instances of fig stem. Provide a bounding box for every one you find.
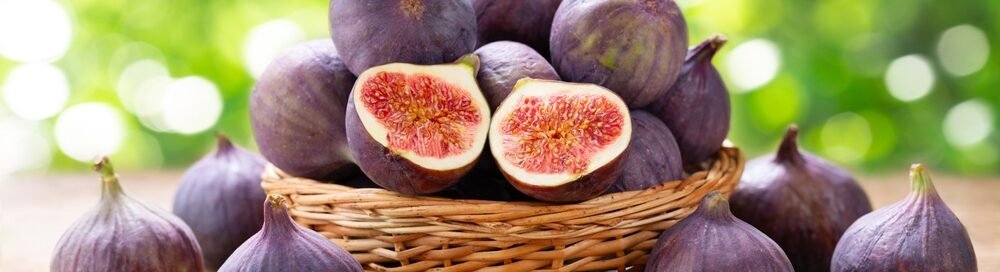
[267,194,286,209]
[698,191,733,218]
[688,34,727,63]
[216,133,234,152]
[93,156,123,198]
[909,163,937,196]
[775,125,804,165]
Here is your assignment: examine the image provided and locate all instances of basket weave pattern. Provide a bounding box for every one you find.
[262,147,743,271]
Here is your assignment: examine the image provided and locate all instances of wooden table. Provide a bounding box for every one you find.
[2,171,996,271]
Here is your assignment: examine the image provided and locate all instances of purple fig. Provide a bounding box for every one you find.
[646,35,731,167]
[472,0,562,58]
[172,135,266,270]
[51,157,204,272]
[607,110,683,193]
[218,195,363,272]
[730,126,873,272]
[646,191,793,271]
[475,41,560,111]
[831,164,977,271]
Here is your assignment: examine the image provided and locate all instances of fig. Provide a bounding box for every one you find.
[606,110,683,193]
[218,195,363,272]
[472,0,562,58]
[329,0,477,75]
[489,78,631,202]
[646,192,793,271]
[250,40,358,181]
[549,0,688,108]
[51,157,204,272]
[831,164,977,271]
[475,41,561,111]
[437,156,516,201]
[729,126,873,272]
[172,135,266,270]
[647,35,731,166]
[345,55,491,195]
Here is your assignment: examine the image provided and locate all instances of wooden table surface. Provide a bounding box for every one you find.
[1,171,997,271]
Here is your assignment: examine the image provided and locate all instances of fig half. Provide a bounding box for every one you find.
[831,164,977,271]
[489,78,631,202]
[346,55,491,195]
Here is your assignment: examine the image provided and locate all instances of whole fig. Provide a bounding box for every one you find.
[472,0,562,58]
[219,195,363,272]
[646,35,730,166]
[51,157,204,272]
[606,110,683,193]
[831,164,977,271]
[646,191,793,271]
[475,41,560,111]
[172,135,266,270]
[729,126,872,272]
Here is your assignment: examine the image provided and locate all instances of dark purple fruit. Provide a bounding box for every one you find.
[550,0,688,108]
[475,41,560,111]
[647,192,793,271]
[646,35,731,166]
[172,135,266,270]
[218,195,363,271]
[250,40,358,181]
[51,157,204,272]
[831,164,977,271]
[472,0,562,57]
[730,126,873,272]
[437,156,514,201]
[607,110,683,193]
[329,0,477,75]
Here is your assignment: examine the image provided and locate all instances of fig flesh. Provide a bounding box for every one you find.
[831,164,977,272]
[489,78,631,202]
[475,41,560,111]
[472,0,562,58]
[646,34,731,166]
[550,0,688,108]
[250,40,358,181]
[730,126,872,272]
[606,110,683,193]
[218,195,363,272]
[346,55,491,195]
[329,0,477,75]
[172,135,266,270]
[51,157,204,272]
[646,191,793,271]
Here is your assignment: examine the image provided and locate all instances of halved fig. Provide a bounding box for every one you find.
[490,78,631,202]
[345,55,490,195]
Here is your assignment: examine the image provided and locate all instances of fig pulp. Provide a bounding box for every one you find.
[475,41,561,111]
[646,192,793,271]
[646,35,731,167]
[472,0,563,58]
[346,55,491,195]
[606,110,683,193]
[250,40,358,181]
[172,135,266,270]
[51,157,204,272]
[550,0,688,108]
[218,195,363,272]
[489,78,631,202]
[730,126,872,272]
[329,0,477,75]
[831,164,977,271]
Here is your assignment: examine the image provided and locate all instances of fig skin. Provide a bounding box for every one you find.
[502,150,627,202]
[475,41,561,111]
[646,34,731,167]
[218,195,363,272]
[647,191,793,272]
[606,110,683,193]
[51,157,204,272]
[437,157,516,201]
[729,126,873,272]
[329,0,477,75]
[250,40,358,181]
[172,135,266,270]
[831,164,977,272]
[472,0,562,58]
[550,0,688,108]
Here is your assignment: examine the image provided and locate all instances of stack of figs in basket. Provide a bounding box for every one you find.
[50,0,976,271]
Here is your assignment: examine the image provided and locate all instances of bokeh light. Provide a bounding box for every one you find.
[885,54,935,102]
[160,76,223,134]
[243,19,306,78]
[54,103,126,162]
[821,112,872,163]
[936,24,990,77]
[725,39,781,92]
[0,117,51,177]
[0,0,73,62]
[1,63,69,120]
[943,99,993,148]
[116,59,170,114]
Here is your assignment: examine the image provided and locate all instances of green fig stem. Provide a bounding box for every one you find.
[93,156,123,199]
[455,54,480,74]
[267,194,286,209]
[775,125,805,165]
[909,163,938,196]
[689,34,727,63]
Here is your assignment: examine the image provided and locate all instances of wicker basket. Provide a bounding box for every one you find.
[261,147,743,272]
